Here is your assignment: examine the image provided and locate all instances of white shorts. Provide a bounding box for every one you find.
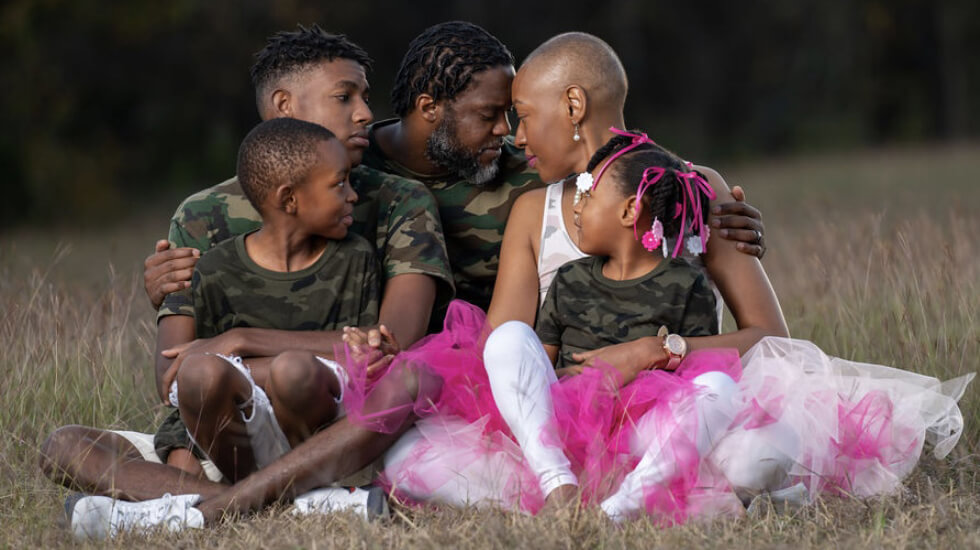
[110,429,224,483]
[171,353,348,476]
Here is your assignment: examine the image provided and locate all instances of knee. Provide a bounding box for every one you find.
[484,321,536,369]
[268,351,321,402]
[39,425,85,478]
[692,371,737,402]
[177,353,238,408]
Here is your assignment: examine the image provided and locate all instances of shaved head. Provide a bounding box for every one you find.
[520,32,628,113]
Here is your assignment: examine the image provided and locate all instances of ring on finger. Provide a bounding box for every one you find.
[753,229,762,244]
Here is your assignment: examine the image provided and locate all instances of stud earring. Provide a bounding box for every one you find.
[573,123,581,142]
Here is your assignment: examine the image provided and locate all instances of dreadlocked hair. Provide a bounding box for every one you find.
[250,24,372,98]
[591,133,710,240]
[391,21,513,117]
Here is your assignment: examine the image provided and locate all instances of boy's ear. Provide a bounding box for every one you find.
[620,195,639,227]
[272,89,292,117]
[275,184,297,214]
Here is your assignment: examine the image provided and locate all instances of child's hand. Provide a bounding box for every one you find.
[343,325,400,357]
[160,334,237,405]
[344,325,400,382]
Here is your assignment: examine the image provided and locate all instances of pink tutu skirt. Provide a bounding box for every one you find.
[343,301,973,520]
[717,337,973,498]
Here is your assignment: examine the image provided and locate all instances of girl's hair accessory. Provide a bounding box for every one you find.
[591,127,656,191]
[641,217,664,254]
[595,128,717,258]
[573,172,593,205]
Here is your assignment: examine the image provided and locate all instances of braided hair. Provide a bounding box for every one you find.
[250,24,372,102]
[391,21,513,117]
[588,133,710,242]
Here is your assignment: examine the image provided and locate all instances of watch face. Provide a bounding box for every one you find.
[666,334,687,356]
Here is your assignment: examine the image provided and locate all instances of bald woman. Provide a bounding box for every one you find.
[487,32,787,358]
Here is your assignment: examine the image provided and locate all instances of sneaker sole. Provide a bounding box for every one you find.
[364,486,389,521]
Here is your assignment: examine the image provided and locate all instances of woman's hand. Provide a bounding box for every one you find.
[570,336,669,386]
[555,366,584,379]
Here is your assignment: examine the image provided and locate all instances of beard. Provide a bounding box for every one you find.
[425,110,502,188]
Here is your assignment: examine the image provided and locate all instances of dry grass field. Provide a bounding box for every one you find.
[1,144,978,548]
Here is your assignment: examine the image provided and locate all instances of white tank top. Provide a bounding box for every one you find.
[537,182,586,306]
[535,181,725,331]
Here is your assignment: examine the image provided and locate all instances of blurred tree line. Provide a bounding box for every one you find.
[1,0,977,227]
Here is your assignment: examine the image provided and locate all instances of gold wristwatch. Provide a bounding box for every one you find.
[657,325,688,370]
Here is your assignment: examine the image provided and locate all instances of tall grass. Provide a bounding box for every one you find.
[0,144,977,547]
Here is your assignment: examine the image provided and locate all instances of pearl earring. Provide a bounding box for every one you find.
[573,123,581,142]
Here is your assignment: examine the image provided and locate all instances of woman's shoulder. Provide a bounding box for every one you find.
[692,163,733,204]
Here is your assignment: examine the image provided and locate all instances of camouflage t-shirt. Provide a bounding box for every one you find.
[193,231,379,337]
[361,119,546,312]
[159,165,454,320]
[536,256,718,370]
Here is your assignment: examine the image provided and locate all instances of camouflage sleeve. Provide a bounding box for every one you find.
[534,273,563,346]
[190,268,216,339]
[156,178,261,321]
[678,272,719,337]
[353,168,455,310]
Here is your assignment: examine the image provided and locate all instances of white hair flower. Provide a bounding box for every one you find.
[573,172,594,205]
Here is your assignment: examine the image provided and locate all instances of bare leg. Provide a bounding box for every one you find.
[39,425,225,501]
[194,364,441,523]
[176,353,260,482]
[266,351,339,447]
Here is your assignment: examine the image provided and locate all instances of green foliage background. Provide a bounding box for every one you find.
[2,0,978,226]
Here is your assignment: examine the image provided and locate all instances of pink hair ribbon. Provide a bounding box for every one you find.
[591,127,656,191]
[670,170,716,258]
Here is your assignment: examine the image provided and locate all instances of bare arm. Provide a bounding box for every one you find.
[154,314,196,401]
[377,273,435,348]
[486,189,547,328]
[688,165,788,353]
[711,185,768,259]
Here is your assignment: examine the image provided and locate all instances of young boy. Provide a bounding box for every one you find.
[166,117,380,483]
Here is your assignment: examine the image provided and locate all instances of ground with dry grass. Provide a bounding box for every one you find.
[1,144,978,548]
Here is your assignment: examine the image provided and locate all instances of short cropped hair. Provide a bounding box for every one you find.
[390,21,513,117]
[250,24,373,111]
[237,118,336,210]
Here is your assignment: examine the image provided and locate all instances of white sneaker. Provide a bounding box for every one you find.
[69,493,204,540]
[293,486,389,521]
[746,482,811,517]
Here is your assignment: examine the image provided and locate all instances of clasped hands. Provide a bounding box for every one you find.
[557,336,672,386]
[342,325,401,380]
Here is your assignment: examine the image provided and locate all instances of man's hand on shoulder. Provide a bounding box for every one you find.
[144,240,200,309]
[710,185,767,259]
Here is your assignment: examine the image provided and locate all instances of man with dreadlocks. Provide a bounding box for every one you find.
[360,20,543,314]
